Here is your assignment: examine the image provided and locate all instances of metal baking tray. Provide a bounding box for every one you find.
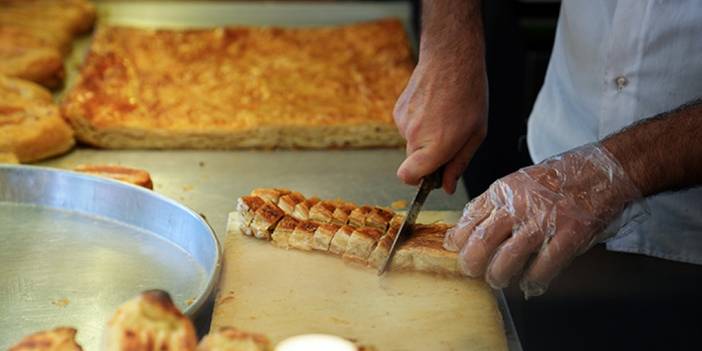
[0,165,221,349]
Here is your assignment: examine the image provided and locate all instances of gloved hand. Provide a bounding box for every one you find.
[444,143,644,298]
[393,56,488,194]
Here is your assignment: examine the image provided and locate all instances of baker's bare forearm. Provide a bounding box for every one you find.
[602,99,702,196]
[420,0,484,70]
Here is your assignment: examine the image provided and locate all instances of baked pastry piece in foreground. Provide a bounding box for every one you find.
[104,290,197,351]
[9,327,82,351]
[232,189,460,275]
[0,75,74,162]
[73,164,154,189]
[197,327,271,351]
[62,19,412,149]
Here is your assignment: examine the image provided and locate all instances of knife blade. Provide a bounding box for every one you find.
[377,167,444,275]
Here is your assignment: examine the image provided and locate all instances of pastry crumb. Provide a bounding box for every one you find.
[390,199,407,209]
[52,298,70,308]
[185,297,195,306]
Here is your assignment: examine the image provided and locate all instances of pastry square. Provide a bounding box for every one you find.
[251,188,290,204]
[365,207,395,230]
[292,197,320,221]
[250,202,284,239]
[329,225,355,255]
[312,223,340,252]
[309,201,336,223]
[277,192,305,215]
[343,226,383,263]
[289,221,320,251]
[331,202,356,225]
[270,215,299,249]
[348,206,372,228]
[236,195,266,231]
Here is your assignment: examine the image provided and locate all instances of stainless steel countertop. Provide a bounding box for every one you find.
[41,149,522,351]
[41,149,467,241]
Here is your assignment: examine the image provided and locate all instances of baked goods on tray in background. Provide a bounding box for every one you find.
[230,188,460,275]
[73,164,154,189]
[62,19,413,149]
[0,0,96,88]
[0,75,74,162]
[8,327,82,351]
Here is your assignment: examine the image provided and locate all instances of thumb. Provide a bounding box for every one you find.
[397,145,447,185]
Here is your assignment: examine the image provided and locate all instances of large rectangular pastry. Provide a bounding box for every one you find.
[62,19,413,149]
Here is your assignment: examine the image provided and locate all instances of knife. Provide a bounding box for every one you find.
[377,167,444,275]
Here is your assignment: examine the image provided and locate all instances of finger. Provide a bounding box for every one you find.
[457,208,514,277]
[397,144,447,186]
[444,195,491,251]
[485,221,544,289]
[520,220,589,298]
[442,135,482,194]
[392,92,410,139]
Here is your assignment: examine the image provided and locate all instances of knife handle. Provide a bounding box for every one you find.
[424,165,445,190]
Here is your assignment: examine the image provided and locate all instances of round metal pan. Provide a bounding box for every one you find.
[0,165,221,349]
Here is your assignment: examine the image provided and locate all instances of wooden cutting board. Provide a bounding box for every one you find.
[212,211,508,350]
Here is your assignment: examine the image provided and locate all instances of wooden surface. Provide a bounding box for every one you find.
[212,211,508,350]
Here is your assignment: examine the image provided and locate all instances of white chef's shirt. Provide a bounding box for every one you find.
[527,0,702,264]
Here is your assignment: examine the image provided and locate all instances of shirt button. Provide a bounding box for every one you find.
[615,76,629,90]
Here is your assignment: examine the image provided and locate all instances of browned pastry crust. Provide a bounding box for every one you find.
[329,225,355,255]
[0,0,96,88]
[73,164,153,189]
[235,189,461,275]
[309,201,337,223]
[331,202,356,225]
[0,151,19,163]
[197,327,271,351]
[9,327,82,351]
[237,195,266,235]
[104,290,197,351]
[288,220,320,251]
[312,223,340,252]
[343,226,384,263]
[0,75,74,162]
[61,19,412,149]
[251,202,285,239]
[251,188,290,204]
[277,192,305,215]
[348,206,373,228]
[271,215,299,248]
[292,197,320,221]
[364,207,394,230]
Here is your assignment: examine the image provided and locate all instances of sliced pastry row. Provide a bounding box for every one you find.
[233,188,459,275]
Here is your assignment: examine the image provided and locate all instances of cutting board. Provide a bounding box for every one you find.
[212,211,508,351]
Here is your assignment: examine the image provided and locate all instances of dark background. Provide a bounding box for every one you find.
[408,1,702,350]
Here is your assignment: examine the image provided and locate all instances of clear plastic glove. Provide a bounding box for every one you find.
[444,143,644,298]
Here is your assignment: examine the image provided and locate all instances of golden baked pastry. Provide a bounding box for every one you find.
[73,164,154,189]
[0,0,96,88]
[197,327,271,351]
[62,19,412,149]
[8,327,82,351]
[232,189,460,275]
[104,290,197,351]
[0,75,74,162]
